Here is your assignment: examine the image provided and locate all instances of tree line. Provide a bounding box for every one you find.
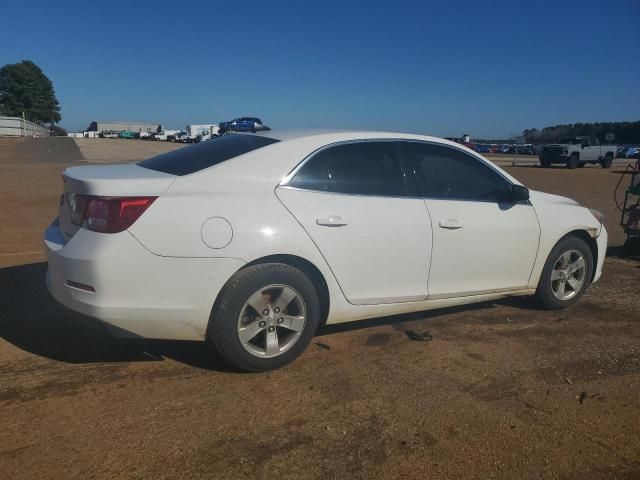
[522,121,640,145]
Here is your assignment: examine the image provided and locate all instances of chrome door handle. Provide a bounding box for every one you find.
[439,219,463,230]
[316,216,348,227]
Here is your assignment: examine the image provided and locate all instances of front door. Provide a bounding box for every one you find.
[403,141,540,299]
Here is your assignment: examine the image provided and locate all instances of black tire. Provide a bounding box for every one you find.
[208,263,321,372]
[535,235,594,310]
[540,158,551,168]
[601,153,613,169]
[567,154,579,169]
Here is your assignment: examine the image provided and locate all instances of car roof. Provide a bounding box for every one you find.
[248,128,454,144]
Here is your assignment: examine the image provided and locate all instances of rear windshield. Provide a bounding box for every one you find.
[138,134,279,175]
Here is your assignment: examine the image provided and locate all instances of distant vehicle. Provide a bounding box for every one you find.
[138,131,153,140]
[616,146,639,159]
[475,144,490,153]
[174,131,188,143]
[100,130,120,139]
[44,130,607,371]
[183,124,221,143]
[539,137,617,169]
[616,146,629,158]
[499,144,511,154]
[625,147,640,159]
[152,130,181,141]
[219,117,268,133]
[515,144,535,155]
[119,131,136,139]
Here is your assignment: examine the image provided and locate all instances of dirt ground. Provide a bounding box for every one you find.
[0,138,639,479]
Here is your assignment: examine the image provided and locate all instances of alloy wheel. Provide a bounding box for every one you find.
[236,284,307,358]
[550,249,587,301]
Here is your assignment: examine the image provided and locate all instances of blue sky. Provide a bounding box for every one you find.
[1,0,639,137]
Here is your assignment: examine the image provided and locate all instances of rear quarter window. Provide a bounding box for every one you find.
[138,134,279,175]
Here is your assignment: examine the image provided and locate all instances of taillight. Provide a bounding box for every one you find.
[71,195,156,233]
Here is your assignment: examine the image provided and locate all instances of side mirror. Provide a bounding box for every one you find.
[509,184,530,202]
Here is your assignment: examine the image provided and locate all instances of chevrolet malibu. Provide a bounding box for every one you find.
[45,131,607,371]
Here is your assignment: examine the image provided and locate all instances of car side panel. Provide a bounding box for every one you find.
[527,190,605,288]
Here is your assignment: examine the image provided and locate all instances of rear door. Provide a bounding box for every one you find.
[403,142,540,298]
[277,141,432,305]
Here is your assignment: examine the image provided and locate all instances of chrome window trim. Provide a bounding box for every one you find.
[279,138,529,205]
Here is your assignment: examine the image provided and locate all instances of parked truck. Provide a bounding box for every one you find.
[182,124,220,143]
[539,136,617,169]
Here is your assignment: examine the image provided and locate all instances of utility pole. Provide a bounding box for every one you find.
[21,111,25,137]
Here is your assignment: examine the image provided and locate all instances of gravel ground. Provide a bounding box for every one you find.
[0,137,638,479]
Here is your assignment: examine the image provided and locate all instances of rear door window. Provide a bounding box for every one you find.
[138,134,279,175]
[291,142,406,196]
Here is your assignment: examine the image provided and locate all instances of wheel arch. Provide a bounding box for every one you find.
[211,254,331,330]
[560,229,598,281]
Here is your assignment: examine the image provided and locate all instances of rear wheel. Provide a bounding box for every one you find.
[567,154,580,169]
[208,263,320,372]
[535,236,593,309]
[601,153,613,169]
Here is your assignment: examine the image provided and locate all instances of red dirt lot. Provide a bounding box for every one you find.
[0,138,639,479]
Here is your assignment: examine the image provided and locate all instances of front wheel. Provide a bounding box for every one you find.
[535,236,594,309]
[208,263,320,372]
[601,153,613,169]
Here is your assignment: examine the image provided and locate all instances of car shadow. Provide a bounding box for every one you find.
[0,262,235,372]
[0,262,538,371]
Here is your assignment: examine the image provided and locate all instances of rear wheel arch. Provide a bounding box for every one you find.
[211,254,330,331]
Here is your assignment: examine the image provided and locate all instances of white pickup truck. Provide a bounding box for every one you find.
[539,136,617,169]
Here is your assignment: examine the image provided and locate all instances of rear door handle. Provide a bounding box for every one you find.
[316,216,348,227]
[439,219,463,230]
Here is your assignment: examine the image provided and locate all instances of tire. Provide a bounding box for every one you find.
[535,235,594,310]
[567,154,579,169]
[208,263,321,372]
[540,158,550,168]
[601,153,613,169]
[577,162,585,168]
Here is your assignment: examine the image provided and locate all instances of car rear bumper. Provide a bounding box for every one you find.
[44,220,245,340]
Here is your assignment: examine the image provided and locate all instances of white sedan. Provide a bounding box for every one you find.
[44,130,607,371]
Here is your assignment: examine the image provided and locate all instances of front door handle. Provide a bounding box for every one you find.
[316,216,348,227]
[439,219,463,230]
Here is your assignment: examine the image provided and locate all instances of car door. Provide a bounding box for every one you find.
[581,137,597,161]
[403,142,540,299]
[276,141,432,305]
[588,137,602,161]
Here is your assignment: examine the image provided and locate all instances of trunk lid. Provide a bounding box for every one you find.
[59,164,176,242]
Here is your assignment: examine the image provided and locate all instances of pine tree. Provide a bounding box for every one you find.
[0,60,61,124]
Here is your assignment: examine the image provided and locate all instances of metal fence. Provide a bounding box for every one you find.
[0,116,49,137]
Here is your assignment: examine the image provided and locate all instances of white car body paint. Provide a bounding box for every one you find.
[45,130,607,341]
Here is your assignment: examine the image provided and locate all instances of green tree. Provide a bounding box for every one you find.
[0,60,61,124]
